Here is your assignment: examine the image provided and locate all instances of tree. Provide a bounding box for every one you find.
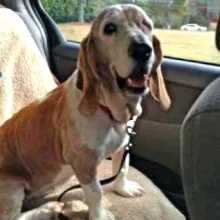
[41,0,53,12]
[62,0,75,18]
[184,0,214,26]
[170,0,187,28]
[77,0,85,22]
[41,0,77,22]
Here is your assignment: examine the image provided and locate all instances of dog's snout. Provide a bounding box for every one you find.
[129,38,152,62]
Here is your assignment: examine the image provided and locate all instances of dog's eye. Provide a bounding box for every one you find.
[104,23,117,35]
[142,20,151,30]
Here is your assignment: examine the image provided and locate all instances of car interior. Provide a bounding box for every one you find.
[0,0,220,219]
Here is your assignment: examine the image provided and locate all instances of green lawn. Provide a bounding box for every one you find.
[58,22,220,64]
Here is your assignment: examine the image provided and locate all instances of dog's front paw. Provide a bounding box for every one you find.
[89,209,115,220]
[39,201,64,220]
[113,178,145,197]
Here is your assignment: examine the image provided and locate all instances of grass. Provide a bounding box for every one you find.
[58,22,220,64]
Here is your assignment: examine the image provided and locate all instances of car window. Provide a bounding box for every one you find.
[41,0,220,64]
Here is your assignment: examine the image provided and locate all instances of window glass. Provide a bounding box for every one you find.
[41,0,220,64]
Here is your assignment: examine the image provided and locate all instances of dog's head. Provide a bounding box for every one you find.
[77,4,171,122]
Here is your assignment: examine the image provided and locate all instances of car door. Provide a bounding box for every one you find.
[33,0,220,218]
[192,24,197,30]
[187,24,192,30]
[189,24,195,31]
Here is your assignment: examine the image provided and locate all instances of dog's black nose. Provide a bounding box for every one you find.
[129,38,152,62]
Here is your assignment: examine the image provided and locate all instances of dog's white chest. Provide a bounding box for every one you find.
[73,110,134,158]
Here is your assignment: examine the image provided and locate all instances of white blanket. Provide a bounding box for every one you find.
[0,7,56,125]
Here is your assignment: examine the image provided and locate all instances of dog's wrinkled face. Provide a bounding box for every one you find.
[77,4,171,121]
[94,4,154,95]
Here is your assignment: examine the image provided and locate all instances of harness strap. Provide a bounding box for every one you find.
[57,145,131,202]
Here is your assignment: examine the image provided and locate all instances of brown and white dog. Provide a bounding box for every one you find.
[0,4,171,220]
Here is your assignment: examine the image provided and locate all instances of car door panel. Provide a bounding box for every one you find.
[163,59,220,89]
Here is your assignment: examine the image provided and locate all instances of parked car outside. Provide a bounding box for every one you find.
[180,23,207,31]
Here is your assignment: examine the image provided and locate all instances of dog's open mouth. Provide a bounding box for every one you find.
[116,67,148,95]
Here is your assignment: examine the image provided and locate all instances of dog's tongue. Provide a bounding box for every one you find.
[127,75,147,88]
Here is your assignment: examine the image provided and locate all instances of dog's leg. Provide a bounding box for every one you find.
[80,179,115,220]
[0,178,63,220]
[71,153,115,220]
[111,147,145,197]
[111,116,145,197]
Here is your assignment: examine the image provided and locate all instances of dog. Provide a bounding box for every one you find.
[0,4,171,220]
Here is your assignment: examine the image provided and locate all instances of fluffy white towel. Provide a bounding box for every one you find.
[0,7,56,125]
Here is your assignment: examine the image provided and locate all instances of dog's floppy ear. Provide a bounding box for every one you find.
[148,35,171,110]
[77,34,101,115]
